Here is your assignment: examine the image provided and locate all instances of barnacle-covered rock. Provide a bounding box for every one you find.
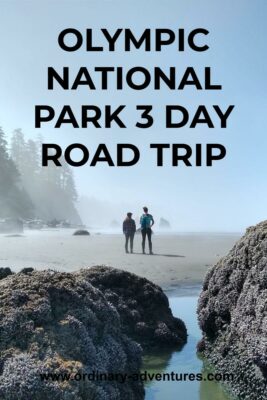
[0,270,144,400]
[79,266,187,349]
[0,267,13,280]
[197,220,267,400]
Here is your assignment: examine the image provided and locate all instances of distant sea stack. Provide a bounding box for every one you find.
[197,221,267,400]
[159,218,171,230]
[0,270,143,400]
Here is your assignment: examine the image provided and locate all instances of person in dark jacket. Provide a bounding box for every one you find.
[123,212,136,253]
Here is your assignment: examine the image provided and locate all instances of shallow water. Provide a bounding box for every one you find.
[143,297,232,400]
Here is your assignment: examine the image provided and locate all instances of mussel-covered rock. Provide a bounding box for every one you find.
[0,270,143,400]
[198,220,267,400]
[80,266,187,350]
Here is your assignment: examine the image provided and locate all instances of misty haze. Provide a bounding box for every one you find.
[0,124,240,289]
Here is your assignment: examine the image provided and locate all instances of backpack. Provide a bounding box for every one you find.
[141,214,149,229]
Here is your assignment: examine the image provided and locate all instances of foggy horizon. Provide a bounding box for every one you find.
[1,0,267,232]
[77,194,245,233]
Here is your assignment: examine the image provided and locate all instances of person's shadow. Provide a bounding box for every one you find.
[133,253,185,258]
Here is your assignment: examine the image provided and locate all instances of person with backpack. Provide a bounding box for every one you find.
[122,212,136,253]
[140,206,154,255]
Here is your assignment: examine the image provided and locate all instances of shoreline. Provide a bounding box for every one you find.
[164,283,202,298]
[0,231,240,290]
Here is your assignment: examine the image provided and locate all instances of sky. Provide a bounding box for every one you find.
[0,0,267,232]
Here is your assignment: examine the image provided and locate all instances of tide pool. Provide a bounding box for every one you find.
[143,297,233,400]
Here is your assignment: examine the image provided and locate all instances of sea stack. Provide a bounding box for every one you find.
[197,221,267,400]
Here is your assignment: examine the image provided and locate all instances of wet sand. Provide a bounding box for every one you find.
[0,230,241,291]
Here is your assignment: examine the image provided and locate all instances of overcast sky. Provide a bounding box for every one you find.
[0,0,267,231]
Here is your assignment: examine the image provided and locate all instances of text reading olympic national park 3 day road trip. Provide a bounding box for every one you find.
[36,28,235,168]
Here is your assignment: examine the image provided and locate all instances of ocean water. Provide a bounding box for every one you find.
[143,297,232,400]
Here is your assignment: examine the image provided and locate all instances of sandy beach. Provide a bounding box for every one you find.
[0,230,241,292]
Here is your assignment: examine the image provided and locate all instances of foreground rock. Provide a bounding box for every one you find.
[198,221,267,400]
[0,270,143,400]
[80,266,187,350]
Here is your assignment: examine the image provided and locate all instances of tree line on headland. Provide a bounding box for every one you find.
[0,126,81,224]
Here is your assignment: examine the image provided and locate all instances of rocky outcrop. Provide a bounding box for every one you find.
[0,266,187,399]
[73,229,90,236]
[0,267,13,280]
[197,221,267,400]
[80,266,187,350]
[0,270,143,400]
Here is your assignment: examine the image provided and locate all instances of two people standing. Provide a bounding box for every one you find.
[123,207,154,254]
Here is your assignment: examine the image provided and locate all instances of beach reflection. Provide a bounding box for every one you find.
[142,297,232,400]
